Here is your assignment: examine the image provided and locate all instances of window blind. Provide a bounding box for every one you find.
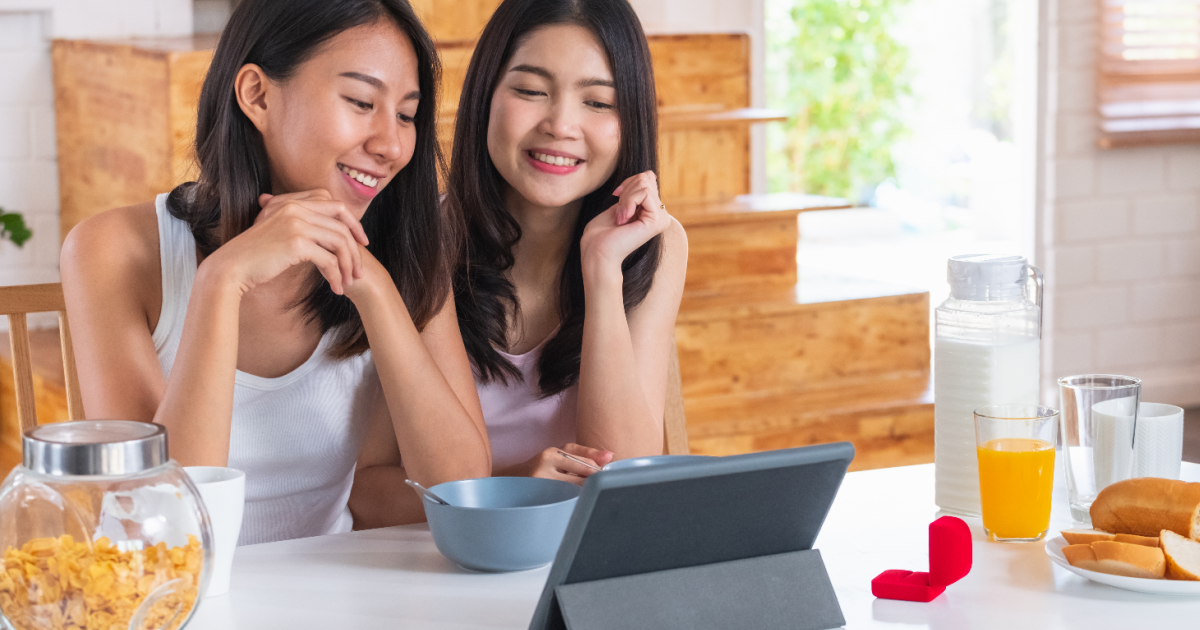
[1098,0,1200,147]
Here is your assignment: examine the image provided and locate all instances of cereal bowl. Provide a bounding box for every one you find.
[423,477,580,572]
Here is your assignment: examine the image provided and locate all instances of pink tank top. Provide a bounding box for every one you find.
[476,337,578,469]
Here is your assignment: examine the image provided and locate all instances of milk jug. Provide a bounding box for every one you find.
[934,254,1042,516]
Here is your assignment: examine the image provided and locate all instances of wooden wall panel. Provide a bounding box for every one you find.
[411,0,503,42]
[54,40,171,240]
[648,34,749,111]
[53,37,214,241]
[674,292,930,399]
[659,127,750,200]
[688,403,934,472]
[680,213,799,293]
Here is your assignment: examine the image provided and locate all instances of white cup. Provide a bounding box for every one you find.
[1091,401,1184,482]
[1133,403,1185,480]
[185,466,245,597]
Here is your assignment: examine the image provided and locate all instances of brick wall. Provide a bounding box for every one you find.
[1043,0,1200,406]
[0,0,191,321]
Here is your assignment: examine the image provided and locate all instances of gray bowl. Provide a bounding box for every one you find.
[424,477,581,572]
[602,455,712,471]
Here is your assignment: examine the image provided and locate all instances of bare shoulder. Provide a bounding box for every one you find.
[60,201,163,321]
[61,201,160,280]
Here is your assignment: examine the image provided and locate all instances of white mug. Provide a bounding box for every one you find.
[186,466,246,597]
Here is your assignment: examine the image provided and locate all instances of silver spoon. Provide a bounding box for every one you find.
[405,479,450,506]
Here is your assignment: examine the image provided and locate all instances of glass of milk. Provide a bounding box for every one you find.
[1058,375,1141,523]
[934,255,1042,517]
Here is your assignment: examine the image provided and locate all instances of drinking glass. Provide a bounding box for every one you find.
[1058,375,1141,523]
[974,405,1059,543]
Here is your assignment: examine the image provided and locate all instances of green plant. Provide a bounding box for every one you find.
[0,209,32,247]
[766,0,911,202]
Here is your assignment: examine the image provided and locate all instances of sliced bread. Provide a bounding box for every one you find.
[1086,541,1166,579]
[1114,533,1160,548]
[1061,528,1115,545]
[1161,529,1200,581]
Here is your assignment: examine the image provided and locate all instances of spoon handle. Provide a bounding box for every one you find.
[405,478,449,505]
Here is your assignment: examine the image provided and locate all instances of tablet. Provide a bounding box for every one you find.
[527,442,855,630]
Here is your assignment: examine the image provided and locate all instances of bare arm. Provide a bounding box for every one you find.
[349,282,490,529]
[64,192,369,466]
[61,204,169,424]
[575,172,688,459]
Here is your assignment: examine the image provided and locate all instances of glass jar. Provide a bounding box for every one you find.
[934,254,1043,517]
[0,421,212,630]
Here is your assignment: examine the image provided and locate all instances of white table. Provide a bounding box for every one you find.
[187,463,1200,629]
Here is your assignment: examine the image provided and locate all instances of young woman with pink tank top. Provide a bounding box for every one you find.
[59,0,489,542]
[448,0,688,485]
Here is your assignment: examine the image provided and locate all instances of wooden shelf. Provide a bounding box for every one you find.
[659,107,788,129]
[673,193,851,227]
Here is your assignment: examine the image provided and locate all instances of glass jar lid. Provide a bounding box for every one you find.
[23,420,168,476]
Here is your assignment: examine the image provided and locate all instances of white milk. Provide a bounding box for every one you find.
[933,337,1040,516]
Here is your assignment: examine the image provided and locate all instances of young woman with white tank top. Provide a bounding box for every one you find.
[60,0,489,544]
[448,0,688,485]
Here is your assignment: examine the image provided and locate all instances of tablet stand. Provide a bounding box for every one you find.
[548,549,845,630]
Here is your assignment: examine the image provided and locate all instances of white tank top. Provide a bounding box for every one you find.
[151,193,378,545]
[476,336,577,469]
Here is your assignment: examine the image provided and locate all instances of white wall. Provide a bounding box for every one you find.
[1041,0,1200,407]
[0,0,192,303]
[630,0,767,194]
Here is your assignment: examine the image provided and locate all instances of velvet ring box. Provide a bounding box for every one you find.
[871,516,973,602]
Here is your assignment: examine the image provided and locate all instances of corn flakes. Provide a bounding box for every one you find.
[0,534,202,630]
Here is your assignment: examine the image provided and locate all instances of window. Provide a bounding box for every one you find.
[1098,0,1200,148]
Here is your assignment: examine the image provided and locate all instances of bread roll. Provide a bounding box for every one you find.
[1161,530,1200,581]
[1061,528,1114,545]
[1089,541,1166,579]
[1113,533,1159,548]
[1090,478,1200,539]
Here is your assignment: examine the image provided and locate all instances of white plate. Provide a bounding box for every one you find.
[1045,536,1200,595]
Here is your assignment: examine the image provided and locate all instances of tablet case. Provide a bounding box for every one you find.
[554,549,844,630]
[528,443,855,630]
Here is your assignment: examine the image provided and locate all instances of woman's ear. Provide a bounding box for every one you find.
[234,63,272,133]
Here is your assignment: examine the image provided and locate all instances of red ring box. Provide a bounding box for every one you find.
[871,516,973,602]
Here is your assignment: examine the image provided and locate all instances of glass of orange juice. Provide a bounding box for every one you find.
[974,405,1059,543]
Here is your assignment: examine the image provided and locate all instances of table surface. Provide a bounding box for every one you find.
[186,462,1200,630]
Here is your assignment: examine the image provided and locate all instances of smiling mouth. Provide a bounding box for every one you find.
[338,163,379,188]
[528,151,581,167]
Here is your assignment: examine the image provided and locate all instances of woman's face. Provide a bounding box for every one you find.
[255,20,421,218]
[487,24,621,211]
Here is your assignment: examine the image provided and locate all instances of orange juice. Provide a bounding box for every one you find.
[977,438,1055,540]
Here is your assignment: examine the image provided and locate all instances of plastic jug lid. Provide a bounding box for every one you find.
[947,254,1027,301]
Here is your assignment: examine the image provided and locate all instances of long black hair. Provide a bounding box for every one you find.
[450,0,661,396]
[167,0,449,358]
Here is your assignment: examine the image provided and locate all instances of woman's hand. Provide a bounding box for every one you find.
[502,443,615,486]
[201,189,370,296]
[580,171,671,278]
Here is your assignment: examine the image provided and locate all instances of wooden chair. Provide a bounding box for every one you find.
[0,283,84,432]
[663,339,690,455]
